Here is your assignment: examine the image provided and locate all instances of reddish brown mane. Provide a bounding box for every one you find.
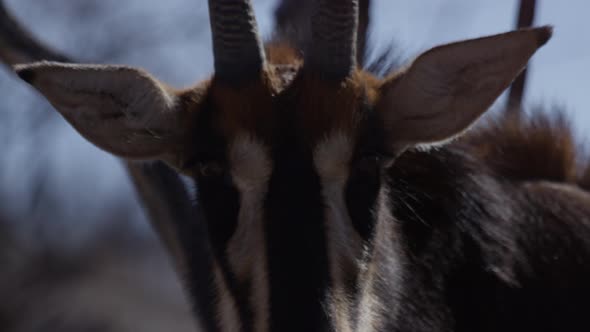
[460,110,588,188]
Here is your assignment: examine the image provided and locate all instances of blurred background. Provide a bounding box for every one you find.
[0,0,588,331]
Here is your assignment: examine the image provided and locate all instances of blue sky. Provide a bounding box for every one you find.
[370,0,590,135]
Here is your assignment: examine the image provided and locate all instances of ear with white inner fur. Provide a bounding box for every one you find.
[378,26,552,149]
[14,61,187,159]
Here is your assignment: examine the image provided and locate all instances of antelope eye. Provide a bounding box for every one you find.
[197,161,226,177]
[354,154,382,174]
[353,152,395,174]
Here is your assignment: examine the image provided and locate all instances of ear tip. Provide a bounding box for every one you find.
[535,25,553,47]
[14,66,36,84]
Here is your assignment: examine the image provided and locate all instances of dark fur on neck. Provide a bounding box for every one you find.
[385,110,590,331]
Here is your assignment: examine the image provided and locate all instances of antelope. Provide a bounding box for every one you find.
[4,0,590,331]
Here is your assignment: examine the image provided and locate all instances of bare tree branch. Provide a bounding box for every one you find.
[0,2,69,64]
[0,0,189,274]
[507,0,538,115]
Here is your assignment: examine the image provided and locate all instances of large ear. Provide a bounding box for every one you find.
[378,26,552,148]
[14,61,187,159]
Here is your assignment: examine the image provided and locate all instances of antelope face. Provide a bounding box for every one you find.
[13,0,551,330]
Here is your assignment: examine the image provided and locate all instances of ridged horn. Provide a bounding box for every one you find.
[307,0,359,80]
[208,0,266,83]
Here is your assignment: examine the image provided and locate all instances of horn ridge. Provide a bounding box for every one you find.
[307,0,359,80]
[208,0,266,83]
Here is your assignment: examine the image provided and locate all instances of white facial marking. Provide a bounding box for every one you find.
[228,135,273,193]
[355,261,384,332]
[314,132,354,183]
[213,263,242,332]
[213,262,242,332]
[314,132,363,331]
[356,188,404,332]
[226,135,272,332]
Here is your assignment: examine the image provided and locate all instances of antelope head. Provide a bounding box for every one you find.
[13,0,551,331]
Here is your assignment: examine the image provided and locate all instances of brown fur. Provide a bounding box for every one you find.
[460,110,588,188]
[179,44,383,150]
[210,76,275,142]
[265,42,302,66]
[287,71,368,145]
[177,46,302,148]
